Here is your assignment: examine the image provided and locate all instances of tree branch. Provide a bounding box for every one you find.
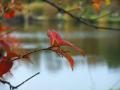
[44,0,120,31]
[0,47,51,90]
[0,72,40,90]
[11,47,52,62]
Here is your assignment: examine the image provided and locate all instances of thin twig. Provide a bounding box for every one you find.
[14,72,40,89]
[0,79,14,90]
[22,47,51,57]
[11,47,51,62]
[44,0,120,31]
[0,47,50,90]
[0,72,40,90]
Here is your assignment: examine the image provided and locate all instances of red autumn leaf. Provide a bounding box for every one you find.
[4,10,15,19]
[0,57,13,77]
[0,40,20,77]
[47,30,56,46]
[47,30,86,56]
[0,39,20,59]
[1,37,31,62]
[63,52,74,70]
[2,35,20,52]
[0,38,30,59]
[1,36,30,60]
[47,30,77,47]
[47,30,86,70]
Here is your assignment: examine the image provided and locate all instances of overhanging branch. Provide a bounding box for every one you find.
[0,72,40,90]
[44,0,120,31]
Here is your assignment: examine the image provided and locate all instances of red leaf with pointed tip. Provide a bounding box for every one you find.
[48,30,76,47]
[0,57,13,77]
[47,30,86,56]
[47,30,87,70]
[47,30,75,47]
[63,53,74,70]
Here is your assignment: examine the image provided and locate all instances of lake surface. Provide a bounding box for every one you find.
[0,20,120,90]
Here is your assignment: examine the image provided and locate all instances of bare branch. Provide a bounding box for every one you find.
[44,0,120,31]
[0,72,40,90]
[14,72,40,89]
[11,47,51,62]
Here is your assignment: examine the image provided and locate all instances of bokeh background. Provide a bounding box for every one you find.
[0,0,120,90]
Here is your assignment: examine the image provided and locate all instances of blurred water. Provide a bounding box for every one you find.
[0,21,120,90]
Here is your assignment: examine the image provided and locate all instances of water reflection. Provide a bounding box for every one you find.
[1,21,120,90]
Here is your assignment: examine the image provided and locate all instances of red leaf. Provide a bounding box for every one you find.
[0,40,19,77]
[63,53,74,70]
[48,30,87,70]
[4,10,15,19]
[0,40,20,59]
[47,30,86,56]
[0,57,13,77]
[2,35,20,52]
[47,30,76,47]
[47,30,56,46]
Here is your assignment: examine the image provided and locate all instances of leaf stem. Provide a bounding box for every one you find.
[11,47,52,62]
